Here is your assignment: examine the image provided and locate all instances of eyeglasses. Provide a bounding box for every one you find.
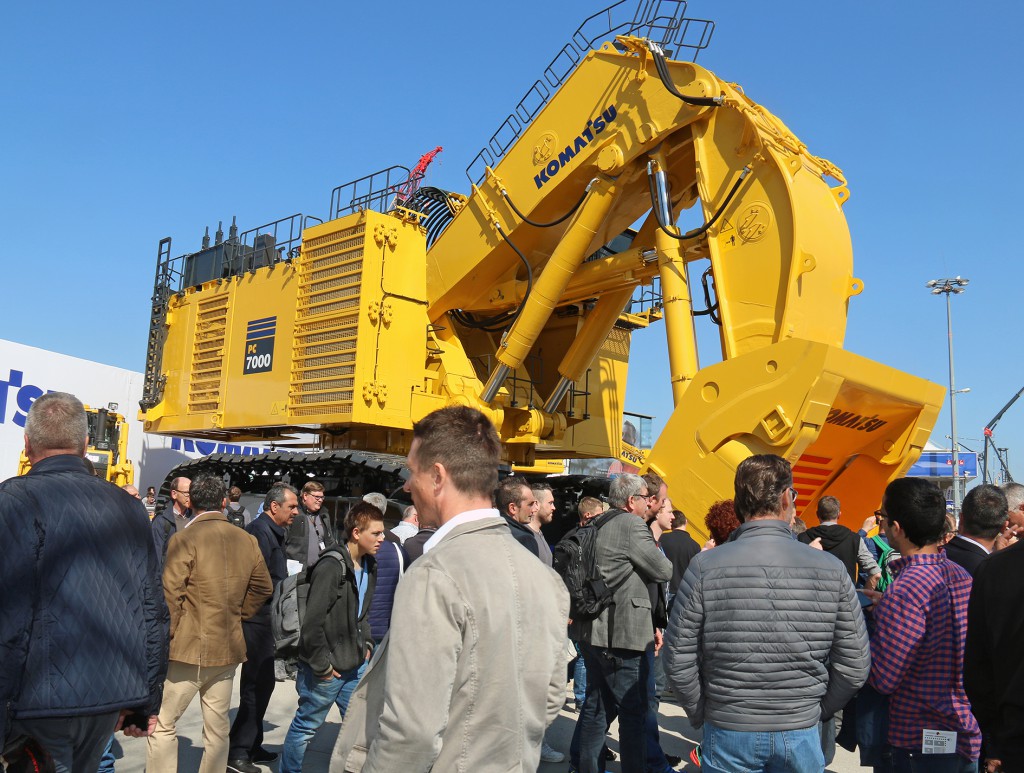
[631,492,651,501]
[873,509,888,522]
[174,490,190,498]
[788,487,798,503]
[307,494,325,500]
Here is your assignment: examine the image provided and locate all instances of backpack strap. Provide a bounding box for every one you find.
[395,543,405,576]
[591,508,628,531]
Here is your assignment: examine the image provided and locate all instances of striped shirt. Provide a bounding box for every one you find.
[869,552,980,760]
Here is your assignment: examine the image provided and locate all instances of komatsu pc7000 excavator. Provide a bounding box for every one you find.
[139,1,943,538]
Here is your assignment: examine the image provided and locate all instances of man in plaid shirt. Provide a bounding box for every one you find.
[868,477,981,772]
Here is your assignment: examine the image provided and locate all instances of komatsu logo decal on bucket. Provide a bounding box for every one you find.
[533,105,618,189]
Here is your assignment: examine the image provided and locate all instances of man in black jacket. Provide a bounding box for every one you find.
[495,476,540,558]
[152,476,192,565]
[279,501,383,773]
[799,495,881,587]
[965,537,1024,771]
[0,392,168,771]
[659,509,701,611]
[285,480,335,568]
[228,483,298,773]
[946,484,1007,576]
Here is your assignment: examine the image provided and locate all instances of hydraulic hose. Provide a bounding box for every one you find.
[501,183,592,228]
[647,41,724,108]
[449,223,534,332]
[646,162,751,242]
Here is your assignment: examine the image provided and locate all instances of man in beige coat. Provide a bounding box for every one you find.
[332,405,570,772]
[146,474,273,773]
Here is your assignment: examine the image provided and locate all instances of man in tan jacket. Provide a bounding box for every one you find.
[332,405,570,772]
[146,474,273,773]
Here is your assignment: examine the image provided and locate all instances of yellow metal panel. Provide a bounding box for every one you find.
[288,215,368,423]
[696,88,856,356]
[646,339,944,543]
[144,264,300,436]
[553,326,632,460]
[287,210,431,434]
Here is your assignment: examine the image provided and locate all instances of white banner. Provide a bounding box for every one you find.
[0,339,275,490]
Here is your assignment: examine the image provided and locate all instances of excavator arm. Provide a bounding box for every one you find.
[426,35,942,535]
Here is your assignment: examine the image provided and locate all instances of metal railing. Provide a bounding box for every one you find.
[466,0,714,184]
[328,165,423,219]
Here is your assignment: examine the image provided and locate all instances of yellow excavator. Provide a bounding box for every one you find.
[18,404,134,486]
[139,2,943,539]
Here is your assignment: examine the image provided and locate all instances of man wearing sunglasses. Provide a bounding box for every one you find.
[664,454,870,773]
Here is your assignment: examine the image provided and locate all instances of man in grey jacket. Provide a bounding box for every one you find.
[664,454,870,773]
[569,473,672,773]
[330,405,569,772]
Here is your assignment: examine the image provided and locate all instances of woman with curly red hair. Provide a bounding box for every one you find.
[704,499,740,547]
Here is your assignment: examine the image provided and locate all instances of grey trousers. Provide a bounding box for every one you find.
[11,710,120,773]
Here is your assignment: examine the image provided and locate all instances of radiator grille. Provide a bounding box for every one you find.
[289,223,365,419]
[188,295,229,413]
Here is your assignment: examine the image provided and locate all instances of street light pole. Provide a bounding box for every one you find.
[926,276,969,515]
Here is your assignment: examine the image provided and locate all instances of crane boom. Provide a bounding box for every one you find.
[983,385,1024,482]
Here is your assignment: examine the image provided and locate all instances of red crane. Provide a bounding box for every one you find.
[396,146,443,202]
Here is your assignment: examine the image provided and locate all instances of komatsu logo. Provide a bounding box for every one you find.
[533,105,618,189]
[825,407,888,433]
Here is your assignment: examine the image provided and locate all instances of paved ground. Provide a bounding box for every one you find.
[107,675,870,772]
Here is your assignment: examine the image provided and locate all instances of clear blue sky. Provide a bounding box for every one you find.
[3,0,1022,484]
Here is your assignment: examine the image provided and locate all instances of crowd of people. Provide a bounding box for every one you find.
[1,391,1022,773]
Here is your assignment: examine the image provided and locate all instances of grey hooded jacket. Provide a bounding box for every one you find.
[664,518,870,732]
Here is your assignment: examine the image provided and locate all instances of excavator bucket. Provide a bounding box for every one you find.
[646,338,945,542]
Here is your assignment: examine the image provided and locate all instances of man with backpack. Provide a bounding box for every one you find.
[799,496,881,587]
[567,473,672,773]
[279,501,384,773]
[225,486,250,528]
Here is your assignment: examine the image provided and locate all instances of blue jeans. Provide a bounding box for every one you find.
[644,644,672,772]
[280,660,366,773]
[701,722,825,773]
[575,643,647,773]
[97,734,115,773]
[571,640,587,705]
[878,747,978,773]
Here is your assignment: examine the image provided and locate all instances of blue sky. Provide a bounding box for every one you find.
[3,0,1022,484]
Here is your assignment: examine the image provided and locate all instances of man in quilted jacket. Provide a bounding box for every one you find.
[0,392,168,772]
[664,454,870,773]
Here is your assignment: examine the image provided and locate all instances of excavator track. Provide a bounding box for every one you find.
[153,449,410,527]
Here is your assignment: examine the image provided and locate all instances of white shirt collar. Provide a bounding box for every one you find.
[423,508,499,554]
[956,534,991,554]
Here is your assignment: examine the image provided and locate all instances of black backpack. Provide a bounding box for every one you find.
[552,509,625,621]
[226,503,247,529]
[271,548,346,657]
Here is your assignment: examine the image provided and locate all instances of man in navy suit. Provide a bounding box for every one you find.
[945,484,1008,576]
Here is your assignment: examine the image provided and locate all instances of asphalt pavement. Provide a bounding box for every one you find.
[105,674,870,772]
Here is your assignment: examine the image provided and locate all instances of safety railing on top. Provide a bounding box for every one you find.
[328,165,425,220]
[465,0,715,185]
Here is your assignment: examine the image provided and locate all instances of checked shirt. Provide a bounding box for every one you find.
[868,552,980,761]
